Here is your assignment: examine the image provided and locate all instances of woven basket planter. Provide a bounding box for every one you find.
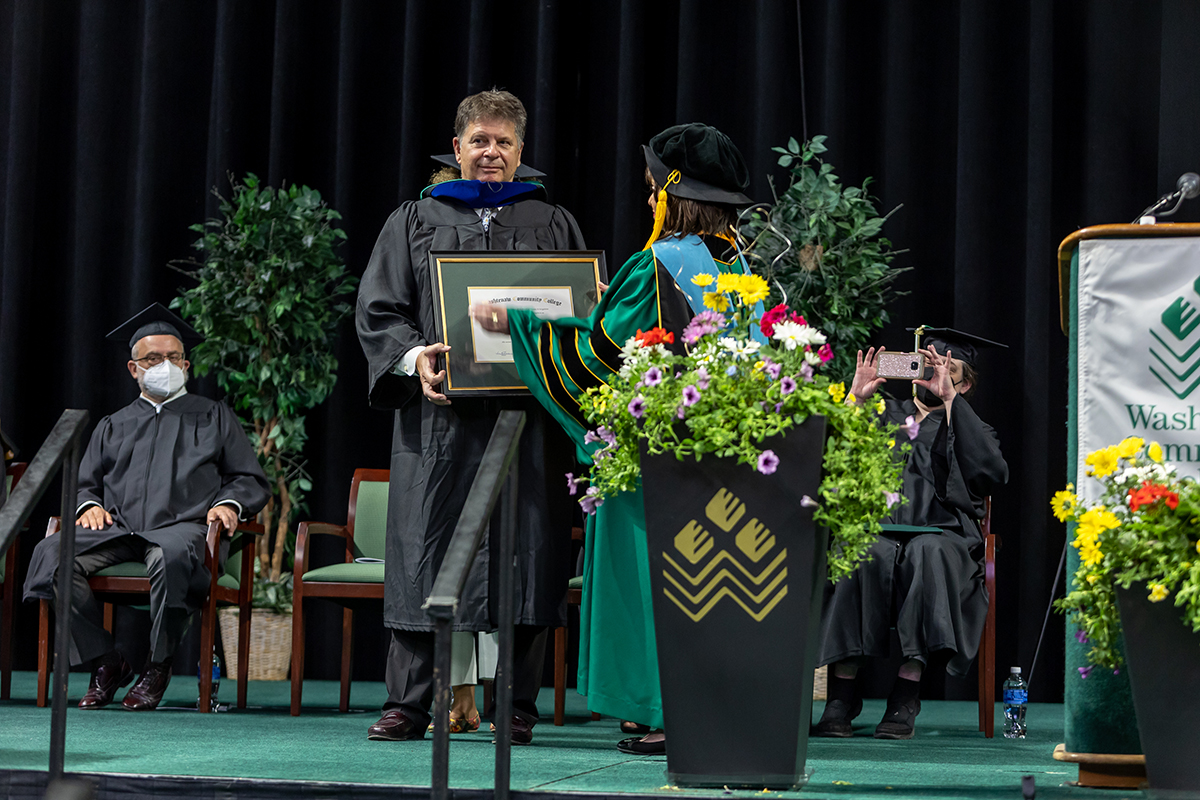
[812,665,828,701]
[218,608,292,681]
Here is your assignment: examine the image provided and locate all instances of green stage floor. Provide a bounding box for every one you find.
[0,671,1139,799]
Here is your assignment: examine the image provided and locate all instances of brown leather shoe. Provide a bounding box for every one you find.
[368,709,424,741]
[121,659,173,711]
[79,652,133,710]
[491,715,534,745]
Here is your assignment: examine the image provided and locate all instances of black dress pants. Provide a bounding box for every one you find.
[384,625,549,729]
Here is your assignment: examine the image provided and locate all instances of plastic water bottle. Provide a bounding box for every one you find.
[197,653,221,711]
[1002,666,1028,739]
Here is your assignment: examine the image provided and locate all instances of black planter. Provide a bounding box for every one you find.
[640,416,829,788]
[1115,582,1200,791]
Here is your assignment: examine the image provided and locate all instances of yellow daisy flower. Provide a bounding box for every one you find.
[1148,441,1164,463]
[1085,446,1119,478]
[715,272,742,294]
[1196,539,1200,555]
[691,273,715,288]
[735,274,770,305]
[1086,573,1100,585]
[1050,489,1078,522]
[1148,583,1169,602]
[703,291,730,312]
[1115,436,1145,459]
[828,383,846,404]
[1078,506,1120,531]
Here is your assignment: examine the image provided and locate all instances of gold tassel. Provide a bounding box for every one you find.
[643,170,681,250]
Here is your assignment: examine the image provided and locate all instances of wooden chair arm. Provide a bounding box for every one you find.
[294,521,351,583]
[46,517,61,537]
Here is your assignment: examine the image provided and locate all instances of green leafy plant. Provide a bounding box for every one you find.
[739,135,908,383]
[1052,437,1200,672]
[574,272,907,581]
[171,173,356,612]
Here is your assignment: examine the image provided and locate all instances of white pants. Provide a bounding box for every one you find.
[450,631,499,685]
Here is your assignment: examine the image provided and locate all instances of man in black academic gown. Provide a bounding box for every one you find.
[356,89,582,742]
[24,304,271,711]
[815,328,1009,739]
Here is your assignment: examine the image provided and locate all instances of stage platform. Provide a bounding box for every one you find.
[0,671,1125,799]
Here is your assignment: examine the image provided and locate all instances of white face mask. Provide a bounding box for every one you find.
[139,360,187,399]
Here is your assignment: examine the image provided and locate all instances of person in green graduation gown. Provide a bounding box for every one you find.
[471,123,758,754]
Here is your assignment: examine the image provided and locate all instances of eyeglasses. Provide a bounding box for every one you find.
[133,353,185,367]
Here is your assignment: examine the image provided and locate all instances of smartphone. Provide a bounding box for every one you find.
[876,351,925,380]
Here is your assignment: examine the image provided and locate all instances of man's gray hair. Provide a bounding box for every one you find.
[454,89,527,143]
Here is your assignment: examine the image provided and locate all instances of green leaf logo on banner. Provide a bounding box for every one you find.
[1149,277,1200,398]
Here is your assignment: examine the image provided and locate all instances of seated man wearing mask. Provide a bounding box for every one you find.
[24,304,271,711]
[815,328,1008,739]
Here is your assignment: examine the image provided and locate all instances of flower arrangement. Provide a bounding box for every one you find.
[571,271,907,581]
[1052,437,1200,672]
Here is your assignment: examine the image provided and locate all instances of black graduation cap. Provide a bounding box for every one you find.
[106,303,203,350]
[643,123,753,206]
[906,326,1007,368]
[430,154,546,180]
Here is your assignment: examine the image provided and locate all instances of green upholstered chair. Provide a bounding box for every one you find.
[290,468,388,716]
[1,462,28,699]
[35,515,262,711]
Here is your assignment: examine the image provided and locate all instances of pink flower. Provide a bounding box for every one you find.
[759,304,788,338]
[1078,666,1094,679]
[682,385,701,406]
[902,415,920,441]
[683,310,727,345]
[758,450,780,475]
[789,312,807,326]
[818,343,834,363]
[628,396,646,418]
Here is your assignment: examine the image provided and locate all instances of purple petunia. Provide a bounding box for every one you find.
[643,366,663,387]
[780,376,797,395]
[583,430,602,445]
[579,486,604,515]
[885,491,900,508]
[682,385,701,406]
[1075,630,1088,645]
[676,406,686,419]
[801,495,819,508]
[902,415,920,441]
[566,472,578,496]
[775,402,783,413]
[765,360,782,380]
[1078,666,1094,680]
[628,396,646,418]
[800,362,814,382]
[758,449,780,475]
[695,367,711,390]
[1113,668,1120,675]
[597,426,617,446]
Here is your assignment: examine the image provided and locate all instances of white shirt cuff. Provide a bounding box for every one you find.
[395,345,427,377]
[76,500,102,517]
[212,499,244,519]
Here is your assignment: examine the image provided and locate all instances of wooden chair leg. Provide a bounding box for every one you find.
[1,573,14,701]
[37,600,50,708]
[238,544,253,709]
[339,607,354,713]
[591,712,601,721]
[290,593,305,716]
[553,625,567,726]
[198,592,217,713]
[102,602,113,634]
[483,679,493,716]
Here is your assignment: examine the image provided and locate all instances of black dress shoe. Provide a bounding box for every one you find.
[79,652,134,710]
[616,735,666,755]
[121,659,172,711]
[492,715,534,745]
[620,720,651,735]
[814,697,863,738]
[368,710,424,741]
[874,698,921,739]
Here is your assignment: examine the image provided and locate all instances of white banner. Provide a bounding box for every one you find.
[1077,236,1200,501]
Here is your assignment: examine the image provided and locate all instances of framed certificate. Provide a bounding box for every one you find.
[429,250,607,396]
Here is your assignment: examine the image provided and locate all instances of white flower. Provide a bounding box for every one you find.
[772,320,826,351]
[719,337,761,361]
[302,234,315,248]
[803,348,822,366]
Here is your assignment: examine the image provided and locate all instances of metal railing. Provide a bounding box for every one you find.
[0,409,90,780]
[423,409,526,800]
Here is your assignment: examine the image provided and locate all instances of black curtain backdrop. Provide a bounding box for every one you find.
[3,0,1200,704]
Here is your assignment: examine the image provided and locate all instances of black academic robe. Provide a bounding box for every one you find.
[355,193,584,631]
[818,396,1008,676]
[23,393,271,612]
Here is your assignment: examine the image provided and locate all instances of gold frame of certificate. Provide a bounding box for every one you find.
[428,250,607,396]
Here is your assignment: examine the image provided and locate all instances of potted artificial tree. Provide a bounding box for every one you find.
[172,173,356,680]
[1053,438,1200,791]
[739,135,908,384]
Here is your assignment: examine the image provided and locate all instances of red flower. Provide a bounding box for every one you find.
[1128,481,1180,512]
[760,304,788,338]
[635,327,675,347]
[789,311,807,326]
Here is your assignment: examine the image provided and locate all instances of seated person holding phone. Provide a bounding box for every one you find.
[814,327,1009,739]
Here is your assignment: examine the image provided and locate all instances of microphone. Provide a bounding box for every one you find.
[1135,172,1200,222]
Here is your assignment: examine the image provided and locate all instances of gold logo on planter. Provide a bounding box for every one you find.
[663,488,787,622]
